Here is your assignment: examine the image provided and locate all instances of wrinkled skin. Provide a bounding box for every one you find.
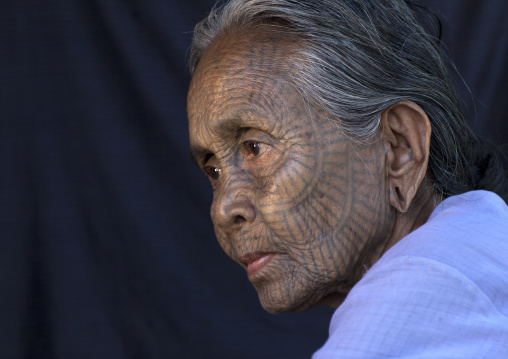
[188,30,401,313]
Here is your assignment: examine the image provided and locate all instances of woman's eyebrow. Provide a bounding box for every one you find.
[215,116,246,134]
[189,146,209,167]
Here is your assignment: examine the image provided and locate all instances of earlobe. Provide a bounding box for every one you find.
[382,101,431,213]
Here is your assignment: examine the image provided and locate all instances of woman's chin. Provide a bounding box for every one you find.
[257,286,320,314]
[258,285,348,313]
[258,294,293,314]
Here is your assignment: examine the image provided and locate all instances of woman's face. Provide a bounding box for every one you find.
[187,31,393,313]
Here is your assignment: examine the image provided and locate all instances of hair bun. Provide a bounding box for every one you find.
[473,144,508,202]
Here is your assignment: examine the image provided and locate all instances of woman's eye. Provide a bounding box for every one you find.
[245,141,265,157]
[204,166,221,180]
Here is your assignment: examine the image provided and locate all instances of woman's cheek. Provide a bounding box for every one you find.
[256,165,326,243]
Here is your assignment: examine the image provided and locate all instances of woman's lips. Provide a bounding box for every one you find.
[239,252,276,277]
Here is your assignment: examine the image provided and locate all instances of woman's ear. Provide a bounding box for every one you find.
[381,101,431,212]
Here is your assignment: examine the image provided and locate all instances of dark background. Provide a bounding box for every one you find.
[0,1,506,358]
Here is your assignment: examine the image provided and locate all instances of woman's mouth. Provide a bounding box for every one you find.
[239,252,277,277]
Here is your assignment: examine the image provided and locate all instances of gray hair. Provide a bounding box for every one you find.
[190,0,507,199]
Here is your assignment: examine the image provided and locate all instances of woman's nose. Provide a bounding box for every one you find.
[212,186,256,231]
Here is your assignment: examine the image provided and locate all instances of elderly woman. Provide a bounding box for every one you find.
[187,0,508,357]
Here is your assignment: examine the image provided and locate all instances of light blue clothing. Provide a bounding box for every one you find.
[313,191,508,358]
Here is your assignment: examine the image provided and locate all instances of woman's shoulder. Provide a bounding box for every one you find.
[314,200,508,358]
[381,190,508,268]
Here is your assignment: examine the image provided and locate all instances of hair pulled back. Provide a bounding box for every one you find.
[190,0,507,201]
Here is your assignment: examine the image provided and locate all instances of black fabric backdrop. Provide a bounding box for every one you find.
[0,1,506,358]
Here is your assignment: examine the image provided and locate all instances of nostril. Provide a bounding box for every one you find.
[233,215,247,225]
[229,200,256,224]
[214,198,256,230]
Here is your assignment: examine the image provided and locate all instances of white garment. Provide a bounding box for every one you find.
[313,191,508,358]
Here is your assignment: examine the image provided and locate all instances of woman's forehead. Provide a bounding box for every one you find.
[193,26,302,80]
[188,32,302,123]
